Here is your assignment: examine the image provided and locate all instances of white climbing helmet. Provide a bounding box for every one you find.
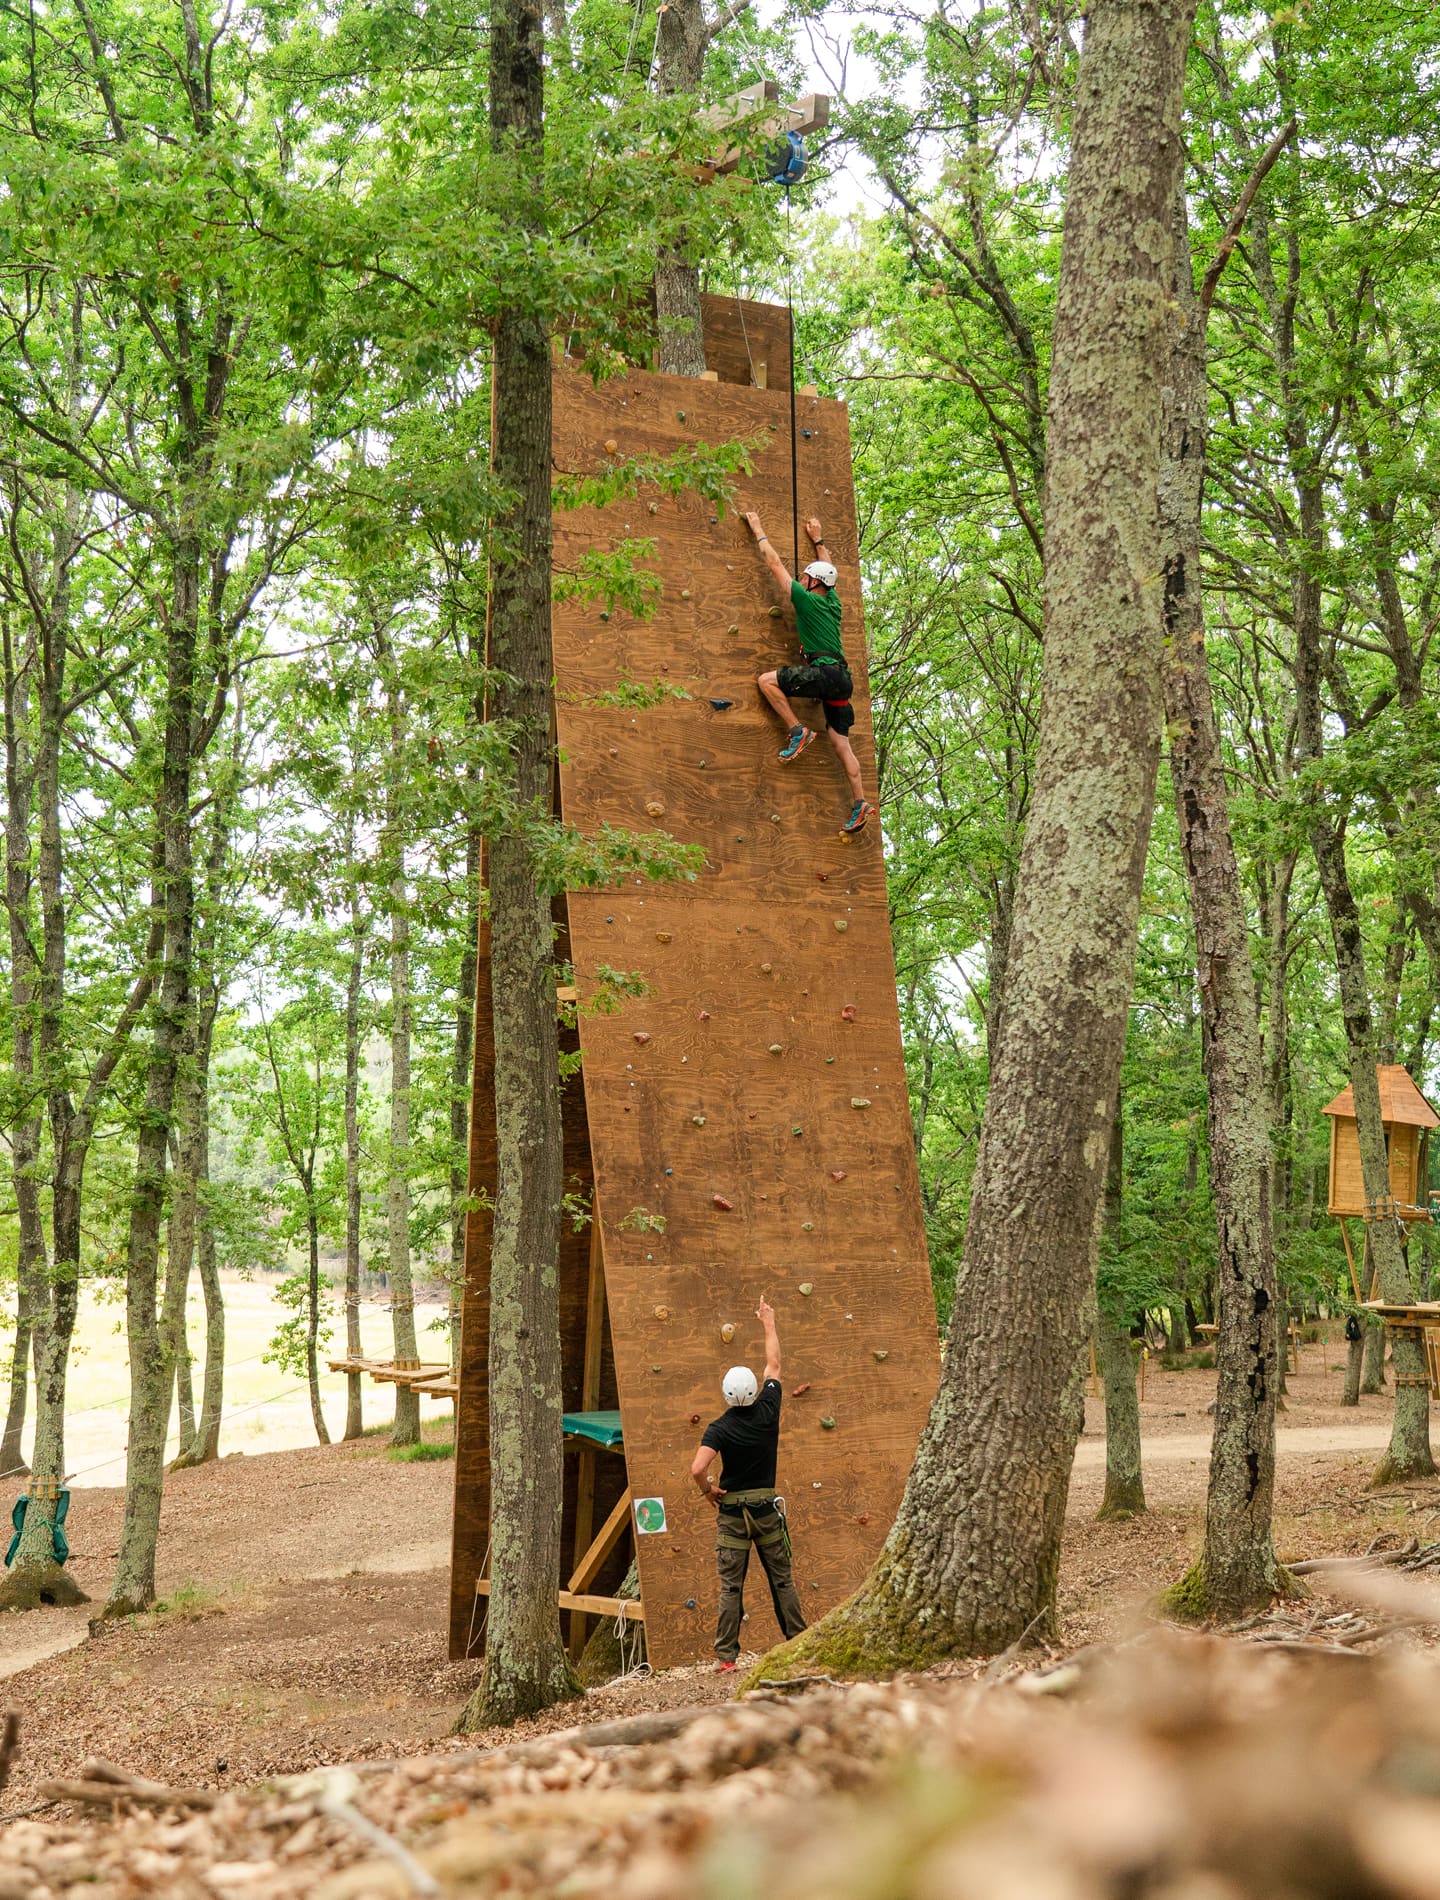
[722,1365,759,1408]
[803,560,837,589]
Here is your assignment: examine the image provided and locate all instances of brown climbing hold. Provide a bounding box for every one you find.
[841,1005,857,1022]
[792,1382,812,1396]
[690,1413,702,1424]
[691,1115,706,1127]
[698,1010,710,1022]
[654,1305,670,1320]
[721,1322,735,1343]
[604,437,618,454]
[856,1512,871,1525]
[647,800,665,817]
[713,1194,733,1210]
[852,1098,871,1110]
[608,747,619,758]
[798,1282,814,1296]
[656,931,672,943]
[873,1349,890,1362]
[633,1031,651,1045]
[747,1111,757,1120]
[820,1416,836,1430]
[831,1170,847,1182]
[817,872,828,882]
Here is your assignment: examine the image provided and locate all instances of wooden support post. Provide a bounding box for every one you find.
[569,1220,609,1659]
[568,1489,632,1594]
[1339,1217,1360,1302]
[700,81,831,177]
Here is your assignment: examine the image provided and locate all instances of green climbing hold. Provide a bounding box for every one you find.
[820,1416,836,1431]
[798,1282,814,1296]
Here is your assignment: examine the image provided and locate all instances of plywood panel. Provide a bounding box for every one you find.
[551,346,939,1668]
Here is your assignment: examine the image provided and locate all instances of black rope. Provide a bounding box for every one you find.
[786,185,799,578]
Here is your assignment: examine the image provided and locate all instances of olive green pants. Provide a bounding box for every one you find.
[714,1496,807,1662]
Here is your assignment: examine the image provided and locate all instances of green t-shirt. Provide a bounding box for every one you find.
[791,580,846,665]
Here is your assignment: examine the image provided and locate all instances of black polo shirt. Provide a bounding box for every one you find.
[701,1378,782,1491]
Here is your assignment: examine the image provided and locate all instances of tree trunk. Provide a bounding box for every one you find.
[456,0,577,1729]
[386,747,421,1446]
[1343,1326,1364,1407]
[307,1200,330,1445]
[171,1002,223,1469]
[0,1301,34,1482]
[653,0,709,376]
[450,827,480,1372]
[754,0,1195,1671]
[1155,185,1281,1618]
[161,1064,203,1464]
[1261,853,1297,1240]
[344,891,366,1440]
[1362,1311,1387,1395]
[105,541,200,1619]
[1097,1107,1145,1521]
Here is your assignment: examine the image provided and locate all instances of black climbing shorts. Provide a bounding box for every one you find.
[777,659,855,735]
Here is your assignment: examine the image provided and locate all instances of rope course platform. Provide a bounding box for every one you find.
[327,1356,458,1399]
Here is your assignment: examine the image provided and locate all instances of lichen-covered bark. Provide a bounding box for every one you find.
[383,667,422,1448]
[760,0,1195,1673]
[1343,1326,1364,1407]
[1097,1102,1145,1521]
[455,0,577,1730]
[1157,187,1280,1616]
[343,884,366,1441]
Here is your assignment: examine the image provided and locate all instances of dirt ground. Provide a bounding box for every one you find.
[1,1328,1435,1813]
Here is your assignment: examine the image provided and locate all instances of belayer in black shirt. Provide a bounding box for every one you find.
[690,1295,807,1671]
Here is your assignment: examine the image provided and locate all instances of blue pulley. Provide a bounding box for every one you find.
[765,131,806,186]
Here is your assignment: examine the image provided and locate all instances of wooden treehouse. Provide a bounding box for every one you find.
[1325,1065,1440,1394]
[446,290,941,1668]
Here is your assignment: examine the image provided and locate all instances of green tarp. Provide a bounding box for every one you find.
[562,1410,624,1448]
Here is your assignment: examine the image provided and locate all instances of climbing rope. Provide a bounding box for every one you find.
[786,184,800,578]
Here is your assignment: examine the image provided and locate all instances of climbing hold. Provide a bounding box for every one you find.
[599,610,610,622]
[633,1032,651,1045]
[603,438,618,454]
[768,1043,783,1055]
[798,1282,814,1296]
[736,835,744,843]
[792,1126,804,1137]
[802,429,812,439]
[841,1005,857,1022]
[721,1322,736,1343]
[873,1350,890,1362]
[801,1221,814,1233]
[760,961,772,973]
[652,1364,662,1373]
[826,1056,835,1064]
[690,1415,701,1426]
[606,915,614,923]
[747,1111,757,1120]
[681,589,691,601]
[834,919,848,932]
[817,872,828,883]
[771,813,781,824]
[654,1305,670,1320]
[856,1512,871,1525]
[792,1382,811,1396]
[852,1098,871,1110]
[768,605,783,618]
[698,1010,710,1022]
[820,1416,836,1430]
[657,931,672,943]
[698,760,707,769]
[664,1167,673,1175]
[691,1115,706,1127]
[648,501,659,515]
[831,1170,847,1182]
[727,623,740,635]
[710,516,718,525]
[713,1194,733,1210]
[677,411,686,421]
[812,1482,822,1490]
[609,747,619,758]
[647,800,666,816]
[709,698,734,711]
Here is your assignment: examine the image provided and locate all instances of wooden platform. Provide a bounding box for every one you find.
[449,295,940,1667]
[328,1356,457,1398]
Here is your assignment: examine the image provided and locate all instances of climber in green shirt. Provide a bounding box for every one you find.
[744,511,875,834]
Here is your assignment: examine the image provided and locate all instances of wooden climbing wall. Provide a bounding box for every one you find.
[450,299,939,1668]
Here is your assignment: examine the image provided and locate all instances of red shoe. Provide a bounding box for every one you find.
[714,1659,738,1673]
[779,726,816,762]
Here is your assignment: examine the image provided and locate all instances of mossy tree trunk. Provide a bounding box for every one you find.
[450,823,480,1371]
[1097,1106,1144,1521]
[456,0,577,1729]
[1157,183,1280,1617]
[755,0,1195,1674]
[653,0,710,377]
[1361,1314,1387,1395]
[1343,1325,1364,1407]
[173,995,223,1468]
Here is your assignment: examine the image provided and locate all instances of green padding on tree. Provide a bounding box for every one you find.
[5,1490,71,1568]
[561,1410,624,1448]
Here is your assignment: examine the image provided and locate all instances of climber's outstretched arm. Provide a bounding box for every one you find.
[744,511,793,592]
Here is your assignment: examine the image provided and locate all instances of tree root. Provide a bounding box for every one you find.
[1153,1557,1303,1625]
[0,1558,89,1614]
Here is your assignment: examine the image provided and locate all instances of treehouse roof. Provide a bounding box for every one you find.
[1321,1065,1440,1130]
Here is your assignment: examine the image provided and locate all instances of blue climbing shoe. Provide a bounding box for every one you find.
[843,800,876,833]
[779,725,816,762]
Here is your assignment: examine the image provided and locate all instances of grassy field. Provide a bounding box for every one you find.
[3,1274,453,1486]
